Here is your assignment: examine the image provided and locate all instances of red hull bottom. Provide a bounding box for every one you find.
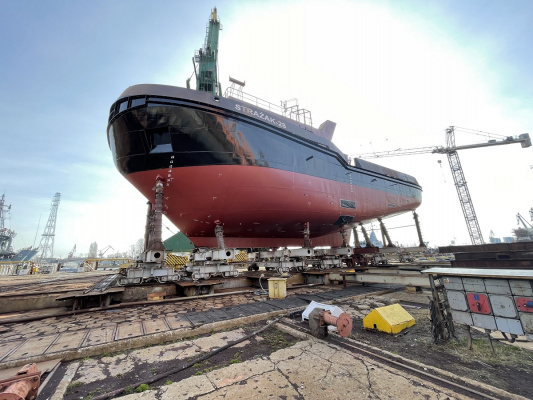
[126,165,421,248]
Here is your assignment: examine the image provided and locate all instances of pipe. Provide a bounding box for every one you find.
[501,332,516,343]
[91,314,286,400]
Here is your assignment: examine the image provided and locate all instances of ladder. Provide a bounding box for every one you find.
[428,274,456,343]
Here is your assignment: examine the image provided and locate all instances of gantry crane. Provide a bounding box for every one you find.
[354,126,531,245]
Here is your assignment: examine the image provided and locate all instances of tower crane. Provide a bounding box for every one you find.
[38,193,61,260]
[354,126,531,245]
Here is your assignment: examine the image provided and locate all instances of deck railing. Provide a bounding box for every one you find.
[224,86,314,130]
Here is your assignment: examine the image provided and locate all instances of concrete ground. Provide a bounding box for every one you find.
[1,281,529,399]
[47,324,526,400]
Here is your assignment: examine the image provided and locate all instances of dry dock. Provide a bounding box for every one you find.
[1,270,530,400]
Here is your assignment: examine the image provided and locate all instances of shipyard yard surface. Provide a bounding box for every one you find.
[1,272,532,400]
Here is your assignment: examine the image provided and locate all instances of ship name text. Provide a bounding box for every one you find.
[234,104,287,129]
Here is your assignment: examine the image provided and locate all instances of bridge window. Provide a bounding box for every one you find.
[118,99,128,113]
[131,97,146,107]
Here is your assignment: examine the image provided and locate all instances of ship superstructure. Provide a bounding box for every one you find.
[107,9,422,249]
[0,194,16,258]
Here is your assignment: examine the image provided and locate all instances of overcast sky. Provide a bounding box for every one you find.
[1,0,532,257]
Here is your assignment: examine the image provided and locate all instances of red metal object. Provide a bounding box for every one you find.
[466,293,491,314]
[516,297,533,313]
[322,310,353,338]
[0,363,41,400]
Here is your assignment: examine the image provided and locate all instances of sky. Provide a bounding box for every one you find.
[1,0,532,258]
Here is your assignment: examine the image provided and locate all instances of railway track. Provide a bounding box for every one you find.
[0,273,114,296]
[279,318,517,400]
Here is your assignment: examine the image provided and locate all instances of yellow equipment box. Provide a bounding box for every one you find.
[363,304,415,334]
[268,277,287,299]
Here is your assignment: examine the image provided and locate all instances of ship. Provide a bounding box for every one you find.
[0,194,17,259]
[107,8,422,249]
[0,194,40,262]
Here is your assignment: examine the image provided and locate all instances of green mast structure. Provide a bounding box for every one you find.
[187,8,222,96]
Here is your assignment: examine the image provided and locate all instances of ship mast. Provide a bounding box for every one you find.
[0,194,16,256]
[189,8,222,96]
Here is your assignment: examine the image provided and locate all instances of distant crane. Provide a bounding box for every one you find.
[38,193,61,259]
[355,127,531,245]
[67,244,76,260]
[517,213,533,229]
[515,212,533,242]
[99,245,114,258]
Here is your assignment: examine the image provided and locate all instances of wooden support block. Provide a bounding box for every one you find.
[406,285,422,293]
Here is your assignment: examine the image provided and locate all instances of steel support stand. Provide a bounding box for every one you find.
[143,201,152,252]
[303,222,312,248]
[378,218,395,247]
[340,227,349,247]
[360,224,371,247]
[412,211,425,247]
[352,226,361,248]
[215,225,226,250]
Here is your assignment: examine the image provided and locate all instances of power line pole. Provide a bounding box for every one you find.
[38,193,61,259]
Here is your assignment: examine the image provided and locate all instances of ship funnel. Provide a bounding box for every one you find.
[317,120,336,141]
